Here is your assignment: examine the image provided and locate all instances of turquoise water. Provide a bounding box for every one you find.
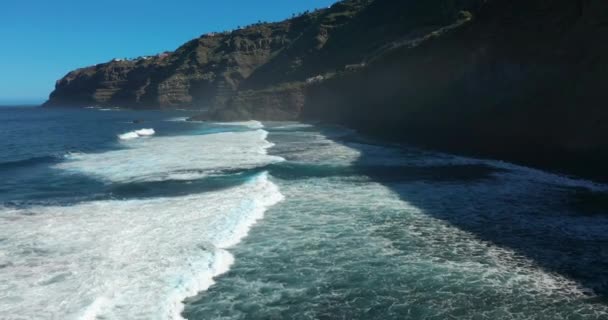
[1,108,607,319]
[184,123,608,320]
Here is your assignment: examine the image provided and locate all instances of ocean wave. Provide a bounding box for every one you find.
[486,159,608,192]
[0,155,61,170]
[117,132,140,140]
[118,128,156,140]
[310,128,608,192]
[59,129,284,183]
[185,158,608,319]
[135,128,155,136]
[215,120,264,130]
[165,117,189,122]
[160,170,212,181]
[0,172,283,320]
[270,123,608,193]
[269,123,315,131]
[381,150,608,192]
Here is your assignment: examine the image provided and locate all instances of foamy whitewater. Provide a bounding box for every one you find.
[0,116,284,320]
[62,129,283,183]
[181,123,608,320]
[1,108,608,320]
[118,128,156,140]
[0,173,282,320]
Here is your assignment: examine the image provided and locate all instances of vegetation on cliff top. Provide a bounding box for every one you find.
[45,0,482,109]
[44,0,375,108]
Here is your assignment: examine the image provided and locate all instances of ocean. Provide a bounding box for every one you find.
[1,106,607,320]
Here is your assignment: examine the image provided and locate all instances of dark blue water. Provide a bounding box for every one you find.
[0,107,211,204]
[1,107,608,320]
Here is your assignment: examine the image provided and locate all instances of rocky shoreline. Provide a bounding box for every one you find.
[45,0,608,182]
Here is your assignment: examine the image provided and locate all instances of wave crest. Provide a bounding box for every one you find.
[60,129,283,183]
[0,172,283,320]
[118,128,155,140]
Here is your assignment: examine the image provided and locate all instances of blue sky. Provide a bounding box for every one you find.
[0,0,337,105]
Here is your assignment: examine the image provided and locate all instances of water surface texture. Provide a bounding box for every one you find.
[0,107,607,320]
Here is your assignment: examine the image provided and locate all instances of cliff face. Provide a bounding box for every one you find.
[46,0,608,179]
[205,83,306,121]
[45,0,474,110]
[200,0,608,180]
[45,23,296,108]
[44,0,373,109]
[190,0,485,119]
[302,0,608,180]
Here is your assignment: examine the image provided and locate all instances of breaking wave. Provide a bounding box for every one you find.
[118,128,156,140]
[0,172,283,320]
[0,121,285,319]
[60,129,283,183]
[0,155,61,170]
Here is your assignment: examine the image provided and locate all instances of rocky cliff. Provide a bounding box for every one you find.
[46,0,608,180]
[45,0,477,110]
[300,0,608,180]
[44,0,374,108]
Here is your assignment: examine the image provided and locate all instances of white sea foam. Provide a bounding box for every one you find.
[390,150,608,192]
[118,131,140,140]
[271,123,314,130]
[276,122,608,191]
[166,117,189,122]
[118,128,156,140]
[0,123,285,319]
[486,159,608,192]
[274,127,607,297]
[162,171,212,181]
[216,120,264,130]
[286,125,608,192]
[61,129,283,183]
[0,172,283,320]
[135,128,155,136]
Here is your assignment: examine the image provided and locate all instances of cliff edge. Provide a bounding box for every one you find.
[45,0,608,180]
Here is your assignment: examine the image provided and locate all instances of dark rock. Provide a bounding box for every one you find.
[43,0,374,109]
[302,0,608,181]
[44,0,608,180]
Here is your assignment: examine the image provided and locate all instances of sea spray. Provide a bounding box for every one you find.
[0,119,287,319]
[216,120,265,130]
[118,128,156,140]
[164,172,284,320]
[0,172,283,320]
[61,129,284,183]
[182,124,608,320]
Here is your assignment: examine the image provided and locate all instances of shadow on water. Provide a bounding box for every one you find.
[324,131,608,301]
[1,163,264,208]
[269,161,502,183]
[106,169,264,199]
